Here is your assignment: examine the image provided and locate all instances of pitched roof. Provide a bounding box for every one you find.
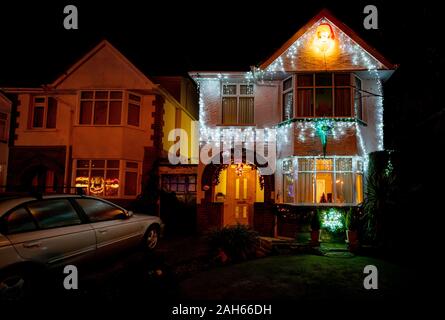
[259,8,396,71]
[49,40,155,89]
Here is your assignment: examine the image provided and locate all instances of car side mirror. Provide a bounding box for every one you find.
[116,212,129,220]
[127,211,134,217]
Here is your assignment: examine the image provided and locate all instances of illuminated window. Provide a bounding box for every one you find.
[222,84,254,125]
[284,157,362,205]
[31,96,58,129]
[282,159,295,203]
[295,73,353,118]
[79,90,123,125]
[75,159,120,197]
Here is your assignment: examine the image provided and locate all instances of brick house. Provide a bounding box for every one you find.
[0,91,12,192]
[1,40,198,212]
[189,9,396,235]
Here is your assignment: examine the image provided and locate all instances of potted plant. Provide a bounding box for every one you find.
[345,209,359,252]
[310,210,320,246]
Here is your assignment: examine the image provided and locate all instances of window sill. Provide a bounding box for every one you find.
[279,202,360,207]
[216,124,256,127]
[73,124,144,131]
[278,117,367,127]
[25,128,58,132]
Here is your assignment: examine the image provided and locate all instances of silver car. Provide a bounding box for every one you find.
[0,194,162,299]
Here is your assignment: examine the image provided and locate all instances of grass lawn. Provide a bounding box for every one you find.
[179,254,409,301]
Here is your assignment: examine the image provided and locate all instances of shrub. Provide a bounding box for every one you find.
[208,224,259,262]
[311,210,321,231]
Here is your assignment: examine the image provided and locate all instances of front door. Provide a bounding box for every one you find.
[224,164,256,226]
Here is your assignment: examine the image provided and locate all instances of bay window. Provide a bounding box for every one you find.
[74,159,139,198]
[293,73,360,118]
[283,156,363,205]
[79,90,123,125]
[75,160,120,197]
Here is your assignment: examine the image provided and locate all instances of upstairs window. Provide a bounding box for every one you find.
[79,90,123,125]
[127,93,141,127]
[32,96,57,129]
[295,73,354,118]
[354,76,363,121]
[222,84,254,125]
[282,77,293,121]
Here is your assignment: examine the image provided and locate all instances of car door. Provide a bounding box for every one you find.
[75,198,143,257]
[5,199,96,267]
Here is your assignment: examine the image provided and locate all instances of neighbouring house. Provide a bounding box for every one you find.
[1,40,198,214]
[0,91,12,192]
[189,9,396,236]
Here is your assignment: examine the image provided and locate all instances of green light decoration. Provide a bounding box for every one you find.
[320,208,344,232]
[315,119,334,157]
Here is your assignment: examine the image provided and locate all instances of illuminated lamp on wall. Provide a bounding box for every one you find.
[313,22,335,55]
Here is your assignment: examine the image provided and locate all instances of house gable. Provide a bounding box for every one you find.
[259,9,395,72]
[50,40,156,90]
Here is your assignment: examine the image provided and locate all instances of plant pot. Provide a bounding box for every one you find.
[346,230,359,252]
[310,230,320,246]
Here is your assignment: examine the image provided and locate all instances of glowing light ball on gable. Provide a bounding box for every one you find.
[313,23,335,55]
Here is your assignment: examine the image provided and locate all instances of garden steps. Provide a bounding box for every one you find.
[258,237,353,256]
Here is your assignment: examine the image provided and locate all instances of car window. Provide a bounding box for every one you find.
[3,207,37,234]
[27,199,82,229]
[76,198,124,222]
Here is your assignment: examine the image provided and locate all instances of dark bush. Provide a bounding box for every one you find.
[208,224,259,262]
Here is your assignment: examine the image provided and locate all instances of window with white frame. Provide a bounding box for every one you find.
[282,77,294,121]
[79,90,123,125]
[283,156,363,205]
[222,83,254,125]
[0,112,8,141]
[31,96,57,129]
[74,159,120,197]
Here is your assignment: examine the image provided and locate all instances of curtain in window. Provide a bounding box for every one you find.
[356,174,363,203]
[46,97,58,128]
[335,88,351,117]
[283,92,293,121]
[33,106,44,128]
[315,88,333,117]
[108,101,122,125]
[238,97,254,124]
[297,89,313,117]
[222,97,237,124]
[297,172,314,203]
[79,101,93,124]
[354,77,363,120]
[335,172,353,203]
[94,101,107,125]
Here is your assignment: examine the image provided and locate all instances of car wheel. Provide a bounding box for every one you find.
[144,226,159,251]
[0,271,28,301]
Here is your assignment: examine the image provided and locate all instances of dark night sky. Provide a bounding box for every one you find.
[0,1,443,149]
